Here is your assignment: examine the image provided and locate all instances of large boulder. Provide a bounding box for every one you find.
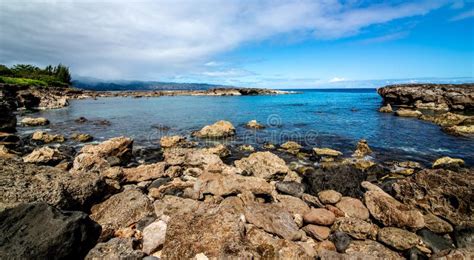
[23,146,66,165]
[234,151,290,181]
[122,162,167,183]
[193,120,235,138]
[432,156,465,170]
[393,168,474,227]
[163,147,226,173]
[0,203,101,259]
[335,197,369,220]
[0,158,103,211]
[31,130,65,143]
[20,117,50,126]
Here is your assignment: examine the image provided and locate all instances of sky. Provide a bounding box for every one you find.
[0,0,473,88]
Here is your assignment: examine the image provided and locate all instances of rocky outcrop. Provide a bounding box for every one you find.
[0,85,17,133]
[432,156,465,170]
[234,151,290,180]
[377,84,474,111]
[20,116,50,126]
[0,202,101,259]
[193,120,235,138]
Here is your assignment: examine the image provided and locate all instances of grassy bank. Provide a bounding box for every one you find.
[0,76,48,87]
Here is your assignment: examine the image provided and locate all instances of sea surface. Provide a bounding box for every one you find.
[20,89,474,166]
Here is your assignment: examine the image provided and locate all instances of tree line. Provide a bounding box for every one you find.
[0,64,72,87]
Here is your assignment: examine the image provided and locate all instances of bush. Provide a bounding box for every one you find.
[0,76,48,87]
[0,63,72,87]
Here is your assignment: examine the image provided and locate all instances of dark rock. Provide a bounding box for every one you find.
[416,228,454,254]
[75,116,88,123]
[329,231,352,253]
[0,84,18,133]
[275,181,305,197]
[148,177,171,190]
[453,227,474,248]
[85,237,145,260]
[0,202,100,259]
[405,247,429,260]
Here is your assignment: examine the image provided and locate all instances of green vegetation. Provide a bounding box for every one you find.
[0,64,71,87]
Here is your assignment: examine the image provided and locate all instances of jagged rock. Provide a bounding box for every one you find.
[246,119,265,129]
[379,103,393,113]
[421,112,473,127]
[303,224,330,241]
[159,135,185,148]
[276,194,310,216]
[276,181,305,197]
[329,231,352,253]
[345,240,402,259]
[335,197,369,220]
[0,144,19,159]
[163,147,226,172]
[20,117,50,126]
[362,181,425,229]
[31,130,65,143]
[192,120,235,138]
[244,202,301,240]
[85,237,145,260]
[280,141,302,154]
[303,208,335,226]
[71,133,93,142]
[331,217,378,240]
[417,228,454,254]
[203,144,231,157]
[122,162,166,183]
[393,169,473,227]
[0,158,103,211]
[378,227,420,251]
[314,148,343,157]
[432,156,465,169]
[352,139,372,158]
[154,195,201,217]
[235,151,289,180]
[424,213,453,234]
[318,190,342,204]
[90,189,153,241]
[0,202,100,259]
[142,220,167,255]
[395,109,422,117]
[23,146,66,165]
[72,136,133,173]
[443,125,474,137]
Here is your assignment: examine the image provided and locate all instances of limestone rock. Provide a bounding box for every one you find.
[395,109,422,117]
[21,117,50,126]
[432,156,465,169]
[331,217,378,240]
[31,130,65,143]
[313,148,343,157]
[246,120,265,129]
[71,133,93,142]
[276,194,310,216]
[335,197,369,220]
[379,103,393,113]
[443,125,474,137]
[122,162,166,183]
[280,141,302,154]
[345,240,403,259]
[303,208,335,226]
[318,190,342,204]
[159,135,185,148]
[163,147,226,172]
[23,146,66,165]
[423,213,453,234]
[142,220,167,255]
[153,195,201,217]
[239,144,255,152]
[203,144,231,157]
[193,120,235,138]
[235,151,289,180]
[378,227,420,251]
[352,139,372,158]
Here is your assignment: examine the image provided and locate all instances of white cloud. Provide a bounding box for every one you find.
[329,77,347,83]
[450,9,474,21]
[0,0,451,80]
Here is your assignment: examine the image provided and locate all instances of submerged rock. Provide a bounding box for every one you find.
[246,119,265,129]
[193,120,235,138]
[395,109,422,118]
[0,202,100,259]
[20,117,50,126]
[234,151,289,181]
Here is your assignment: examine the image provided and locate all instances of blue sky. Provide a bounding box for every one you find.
[1,0,473,88]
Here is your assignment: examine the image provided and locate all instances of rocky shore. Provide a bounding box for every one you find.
[377,83,474,136]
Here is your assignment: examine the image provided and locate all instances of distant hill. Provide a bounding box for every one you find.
[72,78,233,91]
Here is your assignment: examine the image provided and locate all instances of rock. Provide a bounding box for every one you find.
[163,147,226,172]
[276,181,305,197]
[154,195,201,217]
[31,130,65,143]
[0,86,17,133]
[422,112,473,126]
[417,228,454,254]
[432,156,465,169]
[352,159,377,171]
[301,193,325,208]
[313,148,343,157]
[122,162,166,183]
[415,100,449,111]
[329,231,352,253]
[318,190,342,204]
[393,169,473,227]
[235,151,289,180]
[23,146,66,165]
[352,139,372,158]
[193,120,235,138]
[335,197,369,220]
[0,131,19,144]
[453,227,474,249]
[246,119,265,129]
[203,143,231,157]
[0,144,19,159]
[20,117,50,126]
[303,208,335,226]
[331,217,378,240]
[345,240,402,259]
[379,103,393,113]
[280,141,302,154]
[326,204,345,218]
[0,158,103,211]
[263,142,276,149]
[431,248,474,260]
[71,132,93,142]
[423,213,453,234]
[72,136,133,173]
[303,224,330,241]
[395,108,423,117]
[362,181,425,229]
[159,135,185,148]
[443,124,474,137]
[245,202,301,240]
[148,178,195,199]
[0,202,100,259]
[142,220,167,254]
[239,144,255,152]
[378,227,420,251]
[85,237,145,259]
[90,189,153,241]
[405,247,429,260]
[276,194,310,216]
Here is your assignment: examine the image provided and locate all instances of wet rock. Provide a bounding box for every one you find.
[378,227,420,251]
[75,116,88,123]
[443,124,474,137]
[345,240,403,259]
[362,181,425,229]
[71,132,93,142]
[318,190,342,204]
[31,130,65,143]
[395,109,422,117]
[393,169,473,227]
[159,135,185,148]
[423,213,453,234]
[23,146,66,165]
[239,144,255,152]
[20,117,50,126]
[142,220,167,254]
[313,147,343,157]
[331,217,378,240]
[352,139,372,158]
[417,228,454,254]
[0,202,100,259]
[193,120,235,138]
[85,237,145,260]
[122,162,166,183]
[0,158,103,211]
[432,156,465,170]
[263,142,276,149]
[303,208,335,226]
[90,189,153,241]
[203,143,231,157]
[329,231,352,253]
[276,181,305,197]
[335,197,369,220]
[421,112,473,127]
[0,132,19,145]
[246,119,265,129]
[379,103,393,113]
[276,194,310,216]
[235,151,289,181]
[303,224,330,241]
[280,141,302,154]
[453,227,474,248]
[245,202,301,240]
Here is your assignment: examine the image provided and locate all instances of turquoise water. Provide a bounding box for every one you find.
[23,89,474,165]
